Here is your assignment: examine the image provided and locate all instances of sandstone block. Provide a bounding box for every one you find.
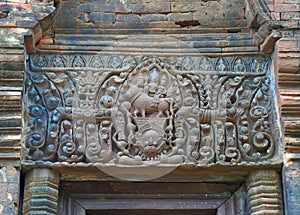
[284,0,300,3]
[78,3,94,13]
[224,0,245,7]
[274,4,299,12]
[0,54,24,62]
[116,14,141,23]
[281,30,295,37]
[277,54,300,73]
[96,2,128,13]
[260,32,281,53]
[198,19,247,28]
[148,21,177,28]
[114,20,149,28]
[193,9,243,22]
[0,34,23,44]
[141,14,167,22]
[223,9,245,19]
[89,12,115,22]
[266,3,274,12]
[171,2,196,12]
[127,2,170,14]
[281,11,300,21]
[0,62,24,70]
[271,12,281,20]
[54,4,77,28]
[94,21,115,28]
[222,46,258,53]
[16,20,38,28]
[167,12,193,22]
[281,20,299,28]
[277,39,300,52]
[192,11,211,21]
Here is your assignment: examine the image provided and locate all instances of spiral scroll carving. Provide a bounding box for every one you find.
[24,55,280,165]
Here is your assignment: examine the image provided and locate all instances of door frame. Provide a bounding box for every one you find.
[58,181,247,215]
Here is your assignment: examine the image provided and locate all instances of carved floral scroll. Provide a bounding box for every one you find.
[24,55,280,165]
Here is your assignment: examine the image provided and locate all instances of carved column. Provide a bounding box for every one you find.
[22,168,60,215]
[246,170,283,215]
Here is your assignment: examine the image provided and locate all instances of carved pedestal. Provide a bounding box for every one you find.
[246,170,283,215]
[22,168,59,215]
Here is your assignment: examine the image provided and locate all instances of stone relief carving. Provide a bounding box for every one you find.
[246,170,283,215]
[24,55,279,165]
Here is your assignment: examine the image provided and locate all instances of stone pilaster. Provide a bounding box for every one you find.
[246,170,283,215]
[23,168,59,215]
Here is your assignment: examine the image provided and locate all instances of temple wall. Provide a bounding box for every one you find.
[0,0,299,214]
[0,1,55,214]
[54,0,246,30]
[271,0,300,214]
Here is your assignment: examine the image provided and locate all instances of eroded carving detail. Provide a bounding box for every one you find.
[23,168,59,215]
[25,55,279,165]
[246,170,283,215]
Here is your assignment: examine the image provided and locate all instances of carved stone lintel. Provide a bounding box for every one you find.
[23,168,60,215]
[24,55,280,165]
[246,170,283,215]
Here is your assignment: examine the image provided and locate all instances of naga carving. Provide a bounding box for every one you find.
[24,55,280,165]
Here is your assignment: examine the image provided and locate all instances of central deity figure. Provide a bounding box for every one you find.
[96,58,200,164]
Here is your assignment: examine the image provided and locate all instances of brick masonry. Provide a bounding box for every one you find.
[268,0,300,214]
[0,1,55,214]
[55,0,246,30]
